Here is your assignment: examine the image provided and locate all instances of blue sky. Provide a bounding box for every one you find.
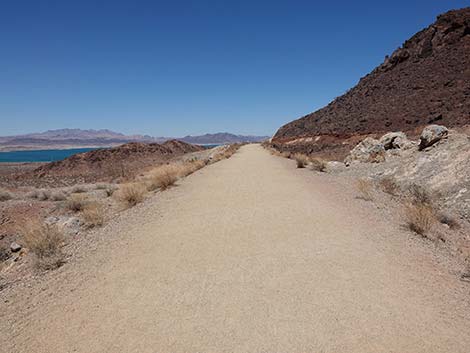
[1,1,468,137]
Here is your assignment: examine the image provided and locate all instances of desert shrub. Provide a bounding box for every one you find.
[71,185,87,193]
[0,189,13,201]
[379,176,400,196]
[404,203,436,237]
[21,220,65,270]
[117,183,147,207]
[406,184,433,206]
[82,202,105,228]
[437,212,460,229]
[178,160,206,177]
[146,165,179,191]
[310,158,327,172]
[96,183,117,197]
[294,154,309,168]
[66,194,88,212]
[50,191,67,201]
[356,179,374,201]
[27,189,53,201]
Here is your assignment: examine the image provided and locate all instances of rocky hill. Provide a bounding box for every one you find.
[19,140,203,186]
[272,8,470,158]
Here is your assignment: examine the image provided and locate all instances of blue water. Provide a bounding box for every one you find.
[0,148,98,163]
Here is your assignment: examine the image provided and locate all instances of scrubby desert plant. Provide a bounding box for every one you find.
[117,183,147,207]
[0,189,13,201]
[96,183,117,197]
[82,202,105,227]
[379,176,400,196]
[50,191,67,201]
[178,160,206,177]
[404,203,436,237]
[71,185,87,193]
[146,165,179,191]
[27,189,52,201]
[294,154,309,168]
[66,194,88,212]
[21,220,65,270]
[310,158,327,172]
[406,184,433,206]
[356,179,374,201]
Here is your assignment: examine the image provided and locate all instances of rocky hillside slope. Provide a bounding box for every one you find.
[273,8,470,157]
[18,140,203,186]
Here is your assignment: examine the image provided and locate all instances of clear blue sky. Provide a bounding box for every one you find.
[1,1,467,137]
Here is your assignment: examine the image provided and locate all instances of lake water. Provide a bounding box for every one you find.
[0,148,97,163]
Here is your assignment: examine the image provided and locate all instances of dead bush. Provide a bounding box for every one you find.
[66,194,88,212]
[117,183,147,207]
[146,165,179,191]
[404,203,436,237]
[379,176,400,196]
[178,160,206,177]
[50,191,67,201]
[96,183,117,197]
[294,154,309,168]
[406,184,434,206]
[82,202,105,228]
[21,220,65,270]
[310,158,327,172]
[356,179,374,201]
[0,189,13,201]
[71,185,87,194]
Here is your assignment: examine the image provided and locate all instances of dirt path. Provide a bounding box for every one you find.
[2,144,470,353]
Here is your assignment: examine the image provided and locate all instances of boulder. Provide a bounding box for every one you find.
[419,125,448,150]
[10,242,22,253]
[379,132,411,150]
[345,137,386,164]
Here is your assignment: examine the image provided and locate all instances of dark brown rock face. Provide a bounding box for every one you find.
[273,8,470,156]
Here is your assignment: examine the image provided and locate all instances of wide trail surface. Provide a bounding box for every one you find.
[2,144,470,353]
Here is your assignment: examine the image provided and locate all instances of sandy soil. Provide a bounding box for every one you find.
[1,144,470,353]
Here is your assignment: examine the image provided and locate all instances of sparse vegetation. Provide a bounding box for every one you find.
[178,160,206,177]
[294,153,309,168]
[71,185,87,193]
[117,183,147,207]
[66,194,88,212]
[310,157,327,172]
[0,189,13,201]
[21,220,65,270]
[96,183,117,197]
[82,202,105,228]
[146,165,179,191]
[404,203,436,237]
[50,191,67,201]
[356,179,374,201]
[379,176,400,196]
[406,183,434,206]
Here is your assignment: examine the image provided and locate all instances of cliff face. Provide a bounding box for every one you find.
[273,8,470,156]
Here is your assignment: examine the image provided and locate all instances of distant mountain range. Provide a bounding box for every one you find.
[0,129,268,151]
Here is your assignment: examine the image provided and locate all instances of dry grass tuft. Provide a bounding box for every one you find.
[310,158,327,172]
[406,184,434,206]
[82,202,105,228]
[50,191,67,201]
[178,160,206,178]
[96,183,117,197]
[21,220,65,270]
[117,183,147,207]
[71,185,87,193]
[146,165,180,191]
[66,194,88,212]
[379,176,400,196]
[356,179,374,201]
[294,154,309,168]
[0,189,13,201]
[404,203,436,237]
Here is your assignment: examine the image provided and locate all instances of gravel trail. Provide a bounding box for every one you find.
[2,144,470,353]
